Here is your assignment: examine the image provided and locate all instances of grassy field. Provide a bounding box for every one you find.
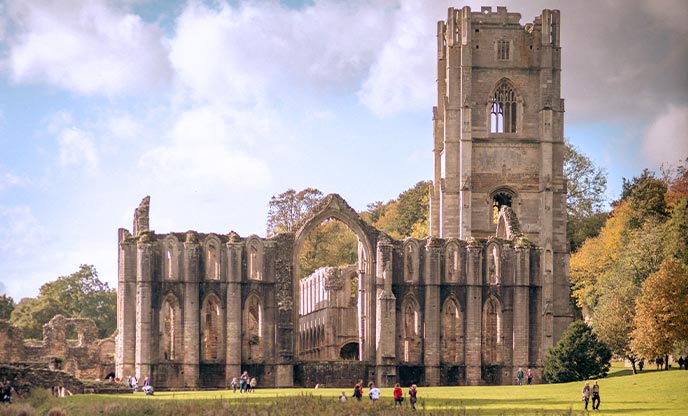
[2,363,687,415]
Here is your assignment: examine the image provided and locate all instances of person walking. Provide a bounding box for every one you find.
[352,379,363,401]
[516,367,524,385]
[339,391,348,402]
[230,377,238,393]
[393,383,403,406]
[368,382,380,403]
[239,371,249,393]
[249,377,257,392]
[582,381,591,411]
[408,384,418,410]
[527,368,533,385]
[591,381,601,410]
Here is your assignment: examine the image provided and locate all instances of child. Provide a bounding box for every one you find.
[339,391,348,402]
[408,384,418,410]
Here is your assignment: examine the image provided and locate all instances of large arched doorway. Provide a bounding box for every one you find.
[292,195,377,364]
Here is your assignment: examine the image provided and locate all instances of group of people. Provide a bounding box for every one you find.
[342,379,418,409]
[515,367,533,385]
[581,380,601,411]
[127,375,154,395]
[230,371,257,393]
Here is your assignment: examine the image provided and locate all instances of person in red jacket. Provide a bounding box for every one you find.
[393,383,403,406]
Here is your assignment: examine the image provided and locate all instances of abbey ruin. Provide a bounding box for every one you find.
[116,6,572,388]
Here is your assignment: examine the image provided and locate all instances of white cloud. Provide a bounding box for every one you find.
[642,105,688,167]
[0,166,30,191]
[4,0,171,96]
[107,113,143,141]
[139,104,272,189]
[58,127,99,170]
[0,205,47,257]
[169,1,390,106]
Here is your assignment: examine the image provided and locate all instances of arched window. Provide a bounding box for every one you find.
[206,241,220,280]
[492,192,513,224]
[402,297,422,363]
[201,295,222,361]
[441,298,463,363]
[482,297,502,364]
[445,242,460,282]
[244,294,264,361]
[490,82,517,133]
[160,294,181,361]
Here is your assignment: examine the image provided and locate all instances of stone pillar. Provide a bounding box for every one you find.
[183,233,200,387]
[513,247,530,373]
[116,230,137,379]
[225,237,243,385]
[135,238,153,380]
[375,237,396,387]
[459,6,473,239]
[465,241,483,385]
[423,238,442,385]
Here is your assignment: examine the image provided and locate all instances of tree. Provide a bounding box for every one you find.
[617,169,668,228]
[543,320,612,383]
[266,188,324,236]
[0,294,16,321]
[630,259,688,365]
[10,265,116,339]
[564,141,608,252]
[299,219,358,278]
[362,181,430,239]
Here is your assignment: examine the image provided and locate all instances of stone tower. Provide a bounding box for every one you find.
[429,5,571,379]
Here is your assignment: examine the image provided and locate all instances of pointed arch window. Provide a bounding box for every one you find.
[490,82,517,133]
[492,192,513,224]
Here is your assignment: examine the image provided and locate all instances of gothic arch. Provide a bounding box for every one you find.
[403,239,420,283]
[163,235,180,280]
[482,295,503,364]
[246,236,264,280]
[200,293,223,362]
[487,78,522,134]
[159,293,182,361]
[400,295,422,363]
[488,186,519,227]
[485,241,502,285]
[204,234,222,280]
[293,194,377,362]
[444,240,461,283]
[243,293,264,361]
[441,296,464,363]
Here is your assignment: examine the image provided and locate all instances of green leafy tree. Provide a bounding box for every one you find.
[299,219,358,278]
[10,265,116,339]
[543,320,612,383]
[564,141,608,252]
[266,188,324,236]
[617,169,668,228]
[0,294,16,321]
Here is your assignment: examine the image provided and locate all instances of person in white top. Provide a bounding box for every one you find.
[368,382,381,403]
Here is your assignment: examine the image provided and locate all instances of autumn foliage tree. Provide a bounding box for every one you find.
[630,259,688,364]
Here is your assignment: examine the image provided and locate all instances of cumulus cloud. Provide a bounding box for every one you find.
[3,0,171,96]
[139,104,272,189]
[169,1,390,105]
[641,106,688,168]
[58,127,99,170]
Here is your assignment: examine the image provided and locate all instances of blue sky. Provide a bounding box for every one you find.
[0,0,686,300]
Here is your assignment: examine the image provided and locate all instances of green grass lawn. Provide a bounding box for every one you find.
[3,363,687,415]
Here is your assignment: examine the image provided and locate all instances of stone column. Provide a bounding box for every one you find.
[182,233,200,387]
[225,237,243,385]
[135,237,153,380]
[513,247,530,373]
[116,230,137,379]
[375,236,396,387]
[465,241,483,385]
[423,237,441,385]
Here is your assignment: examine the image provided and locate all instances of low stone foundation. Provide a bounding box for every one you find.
[294,361,369,388]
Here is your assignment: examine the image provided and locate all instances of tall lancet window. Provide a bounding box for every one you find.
[490,82,517,133]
